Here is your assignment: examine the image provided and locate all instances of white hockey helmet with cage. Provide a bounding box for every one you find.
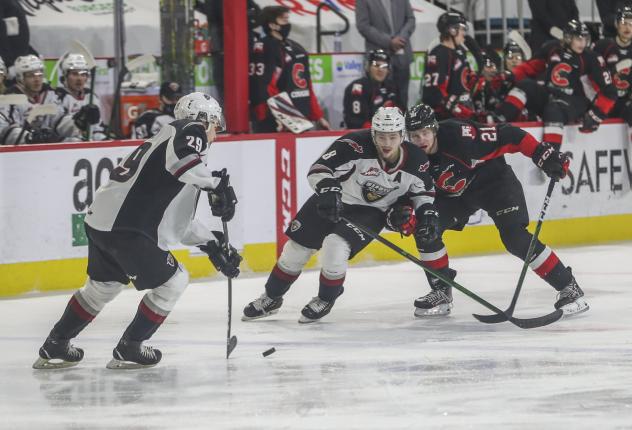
[174,92,225,132]
[371,106,405,145]
[14,55,44,81]
[61,53,90,75]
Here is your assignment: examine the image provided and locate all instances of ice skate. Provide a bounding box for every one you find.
[298,287,344,324]
[242,292,284,321]
[414,287,453,317]
[555,273,589,317]
[106,339,162,369]
[32,336,84,369]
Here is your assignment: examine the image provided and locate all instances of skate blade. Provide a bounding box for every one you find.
[298,315,322,324]
[32,357,79,370]
[241,309,279,321]
[106,358,157,370]
[414,303,453,318]
[560,299,589,317]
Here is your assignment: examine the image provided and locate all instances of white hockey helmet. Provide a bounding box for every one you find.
[0,57,6,78]
[61,53,89,75]
[174,92,225,131]
[371,106,405,141]
[14,55,44,81]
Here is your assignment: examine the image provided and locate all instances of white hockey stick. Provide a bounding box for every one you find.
[267,92,314,134]
[0,94,28,106]
[27,104,59,123]
[69,39,97,69]
[508,30,532,60]
[126,54,156,71]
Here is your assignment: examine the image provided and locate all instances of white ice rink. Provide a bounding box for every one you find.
[1,243,631,429]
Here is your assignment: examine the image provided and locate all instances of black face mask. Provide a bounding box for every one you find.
[163,103,175,116]
[278,23,291,39]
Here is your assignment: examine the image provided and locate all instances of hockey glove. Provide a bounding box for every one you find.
[579,109,603,134]
[532,143,570,180]
[73,104,101,131]
[207,169,237,222]
[386,204,417,236]
[315,178,344,223]
[415,205,441,245]
[27,127,61,144]
[445,94,475,119]
[198,231,242,279]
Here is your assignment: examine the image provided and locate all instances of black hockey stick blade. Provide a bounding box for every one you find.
[226,335,238,359]
[503,308,564,329]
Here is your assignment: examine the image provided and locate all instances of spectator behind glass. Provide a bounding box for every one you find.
[355,0,416,108]
[527,0,579,51]
[0,0,36,66]
[597,0,632,38]
[132,81,183,140]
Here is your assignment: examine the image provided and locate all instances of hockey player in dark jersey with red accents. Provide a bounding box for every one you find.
[343,49,400,129]
[496,20,616,147]
[33,92,242,370]
[249,6,329,132]
[422,12,479,120]
[404,104,588,317]
[242,107,436,323]
[594,6,632,128]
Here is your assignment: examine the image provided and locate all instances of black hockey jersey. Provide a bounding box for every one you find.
[307,129,435,213]
[593,38,632,100]
[131,109,175,139]
[343,76,399,129]
[431,119,540,197]
[249,36,323,123]
[85,119,221,250]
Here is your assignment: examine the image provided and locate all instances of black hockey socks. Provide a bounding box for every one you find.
[121,296,169,342]
[318,272,345,301]
[265,264,300,298]
[49,291,99,340]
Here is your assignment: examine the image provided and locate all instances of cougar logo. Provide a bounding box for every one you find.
[360,180,397,202]
[551,63,572,87]
[292,63,307,89]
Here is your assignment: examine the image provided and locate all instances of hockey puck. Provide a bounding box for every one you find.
[262,347,276,357]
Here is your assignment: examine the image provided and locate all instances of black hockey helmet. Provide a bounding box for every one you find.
[503,41,524,60]
[436,12,467,37]
[365,48,390,72]
[616,5,632,23]
[481,48,501,70]
[405,103,438,133]
[563,19,590,45]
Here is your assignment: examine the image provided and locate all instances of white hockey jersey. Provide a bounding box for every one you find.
[85,119,223,250]
[55,86,106,140]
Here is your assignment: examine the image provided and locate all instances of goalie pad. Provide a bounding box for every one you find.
[266,92,314,134]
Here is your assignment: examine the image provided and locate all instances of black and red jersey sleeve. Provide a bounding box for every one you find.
[422,46,452,112]
[511,40,558,81]
[249,37,283,121]
[584,49,617,116]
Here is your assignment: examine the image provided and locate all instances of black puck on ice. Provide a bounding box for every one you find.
[262,347,276,357]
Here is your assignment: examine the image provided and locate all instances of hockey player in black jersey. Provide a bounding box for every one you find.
[496,20,617,146]
[33,92,242,370]
[343,49,400,129]
[404,104,588,317]
[131,81,183,139]
[594,6,632,127]
[242,107,437,323]
[422,12,478,120]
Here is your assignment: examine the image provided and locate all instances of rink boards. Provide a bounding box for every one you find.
[1,121,631,297]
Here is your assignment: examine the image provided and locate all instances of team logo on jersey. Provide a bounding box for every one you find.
[253,42,263,53]
[361,167,381,176]
[290,220,302,232]
[352,83,363,95]
[551,63,572,87]
[292,63,307,89]
[461,125,476,138]
[340,138,364,153]
[418,161,429,172]
[167,253,175,267]
[427,55,437,66]
[436,165,467,194]
[360,180,397,202]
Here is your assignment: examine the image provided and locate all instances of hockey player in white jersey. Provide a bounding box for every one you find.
[55,53,104,140]
[33,92,242,370]
[0,55,91,145]
[243,107,438,323]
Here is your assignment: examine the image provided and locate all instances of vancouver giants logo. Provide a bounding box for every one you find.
[292,63,307,89]
[360,180,397,202]
[551,63,572,87]
[436,165,467,194]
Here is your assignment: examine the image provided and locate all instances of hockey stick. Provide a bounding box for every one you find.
[341,217,562,329]
[222,220,238,359]
[473,178,563,324]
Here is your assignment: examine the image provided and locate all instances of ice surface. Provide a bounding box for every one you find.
[1,243,631,429]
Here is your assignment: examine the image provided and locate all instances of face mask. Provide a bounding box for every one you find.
[163,103,175,116]
[279,23,291,39]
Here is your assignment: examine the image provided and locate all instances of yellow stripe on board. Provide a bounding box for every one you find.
[2,214,632,298]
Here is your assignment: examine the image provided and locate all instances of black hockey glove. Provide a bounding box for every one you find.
[207,169,237,222]
[579,109,603,134]
[386,204,417,236]
[532,143,570,180]
[73,104,101,131]
[414,205,440,245]
[27,128,61,144]
[198,231,242,279]
[315,178,344,223]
